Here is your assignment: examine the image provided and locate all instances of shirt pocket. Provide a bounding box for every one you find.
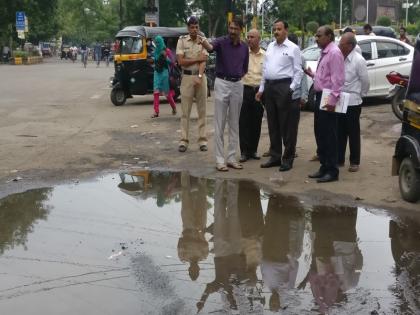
[276,55,290,67]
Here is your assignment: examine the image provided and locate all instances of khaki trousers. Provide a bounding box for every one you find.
[179,74,208,147]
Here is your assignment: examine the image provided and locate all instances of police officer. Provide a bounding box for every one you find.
[176,16,208,152]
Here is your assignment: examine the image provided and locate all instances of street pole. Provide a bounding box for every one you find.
[245,0,248,33]
[261,3,264,35]
[339,0,342,29]
[366,0,369,23]
[119,0,123,29]
[405,0,409,26]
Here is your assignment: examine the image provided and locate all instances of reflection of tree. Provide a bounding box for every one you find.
[389,218,420,314]
[0,188,52,254]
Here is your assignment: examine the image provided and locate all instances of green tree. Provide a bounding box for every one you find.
[376,16,391,27]
[0,0,60,47]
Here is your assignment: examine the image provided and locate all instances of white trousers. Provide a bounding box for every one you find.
[214,78,244,165]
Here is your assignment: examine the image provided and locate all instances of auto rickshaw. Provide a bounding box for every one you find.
[110,26,189,106]
[392,36,420,202]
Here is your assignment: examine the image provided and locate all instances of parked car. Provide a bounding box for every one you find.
[344,25,396,38]
[302,35,414,109]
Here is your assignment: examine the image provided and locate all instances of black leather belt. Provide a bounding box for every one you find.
[217,75,241,82]
[244,85,259,91]
[183,69,200,75]
[266,78,292,84]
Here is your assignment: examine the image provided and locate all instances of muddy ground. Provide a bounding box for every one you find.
[0,59,417,211]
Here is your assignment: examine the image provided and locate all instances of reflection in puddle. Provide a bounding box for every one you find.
[0,170,419,314]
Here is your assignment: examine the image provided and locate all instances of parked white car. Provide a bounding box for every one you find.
[302,35,414,108]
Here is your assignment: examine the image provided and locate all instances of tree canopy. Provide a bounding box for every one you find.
[1,0,419,48]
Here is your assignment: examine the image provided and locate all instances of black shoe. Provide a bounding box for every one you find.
[178,145,187,152]
[199,145,208,152]
[279,164,292,172]
[261,159,282,168]
[249,152,261,160]
[239,154,248,163]
[308,170,325,178]
[316,174,338,183]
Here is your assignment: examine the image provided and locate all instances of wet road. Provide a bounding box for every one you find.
[0,171,419,314]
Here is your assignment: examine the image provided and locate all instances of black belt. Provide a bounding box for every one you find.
[216,75,241,82]
[266,78,292,84]
[183,69,201,75]
[244,85,259,91]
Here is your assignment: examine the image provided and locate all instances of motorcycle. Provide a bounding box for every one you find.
[386,71,409,121]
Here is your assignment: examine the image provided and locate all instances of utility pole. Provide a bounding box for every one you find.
[119,0,123,29]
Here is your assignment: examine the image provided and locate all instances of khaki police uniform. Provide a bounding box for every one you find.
[176,34,208,147]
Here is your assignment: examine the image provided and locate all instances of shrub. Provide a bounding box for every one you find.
[405,23,417,35]
[13,50,29,58]
[376,16,391,26]
[306,21,319,34]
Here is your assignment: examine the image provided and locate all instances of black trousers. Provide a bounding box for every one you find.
[239,85,264,156]
[282,98,300,165]
[313,94,321,156]
[315,92,339,177]
[264,81,292,161]
[338,105,361,165]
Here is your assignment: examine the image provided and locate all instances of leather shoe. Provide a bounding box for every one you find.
[279,164,292,172]
[239,154,248,163]
[308,170,325,178]
[316,174,338,183]
[248,152,261,160]
[261,159,282,168]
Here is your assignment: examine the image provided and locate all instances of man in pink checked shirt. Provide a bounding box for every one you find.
[305,26,345,183]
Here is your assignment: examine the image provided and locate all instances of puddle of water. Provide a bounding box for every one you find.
[0,170,420,314]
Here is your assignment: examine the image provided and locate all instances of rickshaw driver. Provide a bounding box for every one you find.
[176,16,209,152]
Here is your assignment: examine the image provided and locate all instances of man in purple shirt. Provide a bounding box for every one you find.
[306,26,345,183]
[200,17,249,171]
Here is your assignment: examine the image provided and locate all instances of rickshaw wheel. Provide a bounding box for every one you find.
[111,87,126,106]
[391,88,406,121]
[399,157,420,202]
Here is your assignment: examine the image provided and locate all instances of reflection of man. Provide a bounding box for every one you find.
[177,172,208,281]
[298,206,362,314]
[239,29,265,163]
[338,33,369,173]
[261,195,305,311]
[306,26,344,183]
[196,179,246,313]
[176,16,208,153]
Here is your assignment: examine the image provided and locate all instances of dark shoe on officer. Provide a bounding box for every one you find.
[279,163,292,172]
[248,152,261,160]
[316,174,338,183]
[261,158,282,168]
[239,154,248,163]
[308,170,325,178]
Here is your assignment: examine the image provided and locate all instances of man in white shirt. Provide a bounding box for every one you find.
[256,20,303,171]
[337,32,369,172]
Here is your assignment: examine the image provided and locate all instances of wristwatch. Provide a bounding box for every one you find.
[198,74,203,78]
